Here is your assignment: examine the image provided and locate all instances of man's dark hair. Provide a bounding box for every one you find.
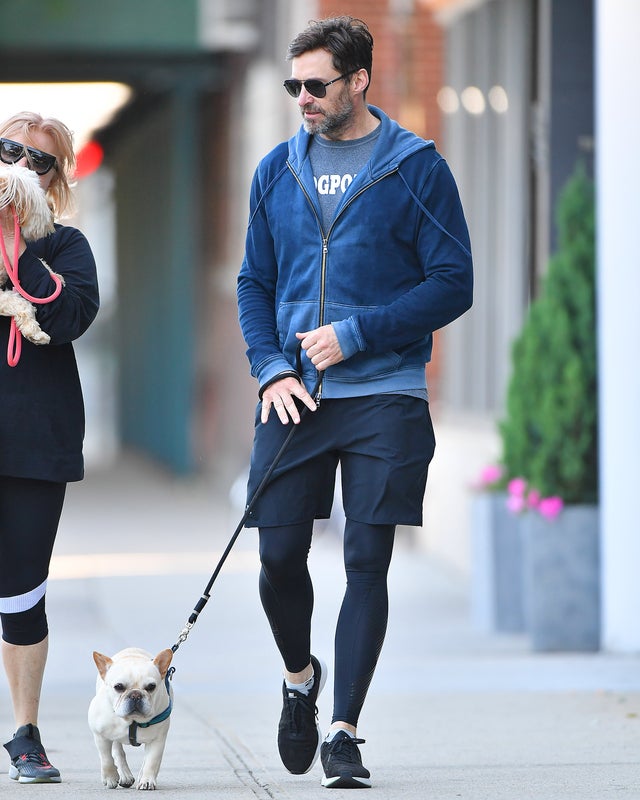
[286,16,374,97]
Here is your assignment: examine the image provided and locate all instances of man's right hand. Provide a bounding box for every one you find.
[260,376,317,425]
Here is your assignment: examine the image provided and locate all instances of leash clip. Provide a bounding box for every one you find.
[171,622,194,653]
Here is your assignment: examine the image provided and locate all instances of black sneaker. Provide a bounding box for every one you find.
[3,724,61,784]
[277,654,327,774]
[321,730,371,789]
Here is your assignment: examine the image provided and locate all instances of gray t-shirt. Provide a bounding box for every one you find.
[309,127,381,232]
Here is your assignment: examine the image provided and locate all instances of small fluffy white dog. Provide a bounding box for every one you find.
[88,648,174,791]
[0,164,58,345]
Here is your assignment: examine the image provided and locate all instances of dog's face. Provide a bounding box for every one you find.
[0,164,54,242]
[92,648,173,722]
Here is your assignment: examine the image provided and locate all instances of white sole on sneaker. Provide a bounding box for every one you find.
[321,773,372,789]
[8,764,62,784]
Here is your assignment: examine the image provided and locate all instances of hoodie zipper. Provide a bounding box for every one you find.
[287,163,398,402]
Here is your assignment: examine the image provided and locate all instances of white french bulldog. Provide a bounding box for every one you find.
[88,647,174,791]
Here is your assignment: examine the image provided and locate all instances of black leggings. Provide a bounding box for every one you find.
[259,518,395,727]
[0,476,66,645]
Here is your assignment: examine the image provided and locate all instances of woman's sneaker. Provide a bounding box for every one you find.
[3,724,61,783]
[321,730,371,789]
[277,655,327,774]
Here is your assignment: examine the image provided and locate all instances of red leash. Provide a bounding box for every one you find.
[0,209,62,366]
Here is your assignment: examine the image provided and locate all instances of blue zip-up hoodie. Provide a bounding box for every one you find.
[238,105,473,398]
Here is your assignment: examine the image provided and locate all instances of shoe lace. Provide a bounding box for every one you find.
[329,735,366,761]
[285,691,317,733]
[18,751,53,769]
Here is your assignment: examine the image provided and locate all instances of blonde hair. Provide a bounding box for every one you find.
[0,111,76,219]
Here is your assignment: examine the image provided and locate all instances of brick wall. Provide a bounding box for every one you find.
[316,0,443,145]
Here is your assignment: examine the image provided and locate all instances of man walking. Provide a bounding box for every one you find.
[237,16,473,789]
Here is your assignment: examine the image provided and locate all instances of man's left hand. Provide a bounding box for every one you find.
[296,325,344,371]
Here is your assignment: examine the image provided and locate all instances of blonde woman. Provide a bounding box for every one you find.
[0,112,99,783]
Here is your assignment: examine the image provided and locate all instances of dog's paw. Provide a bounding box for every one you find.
[101,768,120,789]
[25,327,50,345]
[119,775,136,788]
[136,777,157,790]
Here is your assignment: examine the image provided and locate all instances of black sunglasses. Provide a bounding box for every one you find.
[0,138,58,175]
[283,69,358,99]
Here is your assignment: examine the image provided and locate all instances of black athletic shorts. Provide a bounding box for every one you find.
[245,394,436,528]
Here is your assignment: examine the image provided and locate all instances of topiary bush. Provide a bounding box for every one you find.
[499,163,597,505]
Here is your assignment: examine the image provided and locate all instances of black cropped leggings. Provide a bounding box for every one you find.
[259,518,395,727]
[0,476,66,645]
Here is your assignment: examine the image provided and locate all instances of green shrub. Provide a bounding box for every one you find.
[499,164,597,504]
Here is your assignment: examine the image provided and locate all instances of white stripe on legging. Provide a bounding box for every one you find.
[0,578,48,614]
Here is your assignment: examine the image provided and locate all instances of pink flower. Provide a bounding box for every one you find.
[507,477,527,498]
[480,464,502,486]
[538,496,564,520]
[527,489,541,509]
[506,494,526,514]
[471,464,503,490]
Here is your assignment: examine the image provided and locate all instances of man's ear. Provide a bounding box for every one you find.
[352,68,370,96]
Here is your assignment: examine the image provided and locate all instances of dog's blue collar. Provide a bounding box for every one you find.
[128,667,175,747]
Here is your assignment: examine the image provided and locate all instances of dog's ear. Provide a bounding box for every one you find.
[93,651,113,680]
[153,649,173,679]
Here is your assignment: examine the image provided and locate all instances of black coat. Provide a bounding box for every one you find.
[0,224,99,482]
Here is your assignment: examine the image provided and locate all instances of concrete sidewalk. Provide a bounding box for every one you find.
[1,455,639,798]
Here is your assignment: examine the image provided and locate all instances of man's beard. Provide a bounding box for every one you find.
[302,92,355,138]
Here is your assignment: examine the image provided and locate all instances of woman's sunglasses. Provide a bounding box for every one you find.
[0,138,58,175]
[283,69,358,99]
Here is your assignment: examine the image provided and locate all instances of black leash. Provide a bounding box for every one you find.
[171,364,323,654]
